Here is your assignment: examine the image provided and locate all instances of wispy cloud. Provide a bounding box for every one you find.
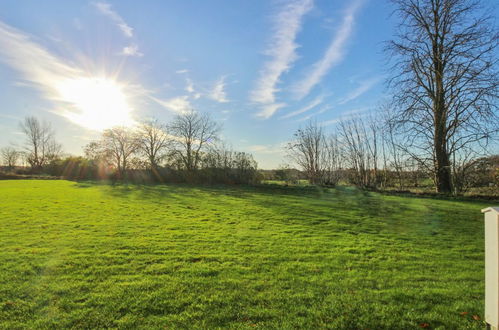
[93,2,133,38]
[296,104,332,122]
[322,106,371,126]
[0,21,80,90]
[93,2,144,58]
[251,0,313,118]
[121,44,143,57]
[150,95,191,114]
[292,0,364,99]
[0,20,138,130]
[176,69,189,74]
[281,94,324,119]
[338,77,380,105]
[246,142,287,155]
[209,76,229,103]
[257,103,287,119]
[185,78,195,93]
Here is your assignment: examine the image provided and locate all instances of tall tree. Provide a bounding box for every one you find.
[136,119,170,176]
[287,121,326,185]
[19,116,62,171]
[387,0,498,193]
[101,127,139,179]
[168,111,220,171]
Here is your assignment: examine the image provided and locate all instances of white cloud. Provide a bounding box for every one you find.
[176,69,189,74]
[0,21,80,90]
[338,77,380,105]
[209,76,229,103]
[150,95,191,114]
[246,143,286,155]
[250,0,313,118]
[256,103,286,119]
[281,95,324,119]
[121,44,143,57]
[185,78,195,93]
[0,20,136,130]
[293,0,364,99]
[93,2,133,38]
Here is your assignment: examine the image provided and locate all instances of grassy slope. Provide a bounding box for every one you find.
[0,180,490,329]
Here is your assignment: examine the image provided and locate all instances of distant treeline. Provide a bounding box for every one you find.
[1,113,260,185]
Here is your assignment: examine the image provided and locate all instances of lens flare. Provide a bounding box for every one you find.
[55,77,135,131]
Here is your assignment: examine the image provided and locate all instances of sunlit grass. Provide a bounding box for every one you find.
[0,180,489,328]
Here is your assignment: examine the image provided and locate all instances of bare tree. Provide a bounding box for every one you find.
[323,134,343,186]
[19,116,62,171]
[1,147,20,168]
[387,0,499,193]
[287,121,326,185]
[338,117,374,188]
[136,119,170,175]
[168,111,220,171]
[100,126,139,179]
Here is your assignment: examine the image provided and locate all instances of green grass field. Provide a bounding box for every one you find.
[0,180,491,329]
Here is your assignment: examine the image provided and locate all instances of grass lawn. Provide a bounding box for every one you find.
[0,180,491,329]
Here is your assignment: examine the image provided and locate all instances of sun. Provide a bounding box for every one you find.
[55,77,135,131]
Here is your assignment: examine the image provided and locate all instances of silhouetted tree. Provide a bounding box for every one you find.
[100,127,139,179]
[19,116,62,171]
[1,146,20,169]
[136,119,170,177]
[168,111,220,171]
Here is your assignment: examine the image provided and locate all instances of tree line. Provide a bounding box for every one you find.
[1,112,260,185]
[286,113,498,194]
[287,0,498,195]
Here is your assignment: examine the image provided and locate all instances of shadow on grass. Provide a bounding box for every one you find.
[74,180,328,201]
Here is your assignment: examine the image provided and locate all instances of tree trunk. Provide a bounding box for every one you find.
[434,119,452,193]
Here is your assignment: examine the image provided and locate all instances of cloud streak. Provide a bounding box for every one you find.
[280,95,324,119]
[258,103,286,119]
[93,2,143,57]
[338,77,380,105]
[93,2,134,38]
[293,0,364,99]
[0,21,80,91]
[150,95,191,114]
[209,76,229,103]
[252,0,313,118]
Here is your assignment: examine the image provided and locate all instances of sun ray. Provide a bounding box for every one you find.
[55,77,135,131]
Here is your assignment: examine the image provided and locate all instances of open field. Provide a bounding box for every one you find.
[0,180,491,329]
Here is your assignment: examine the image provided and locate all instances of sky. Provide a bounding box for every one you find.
[0,0,496,169]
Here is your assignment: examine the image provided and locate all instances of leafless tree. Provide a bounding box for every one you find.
[387,0,499,193]
[100,126,140,179]
[201,142,259,184]
[1,147,20,168]
[287,121,326,185]
[338,116,380,188]
[168,111,220,171]
[323,134,343,186]
[19,116,62,171]
[136,119,170,175]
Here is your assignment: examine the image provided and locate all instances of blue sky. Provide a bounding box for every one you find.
[0,1,495,168]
